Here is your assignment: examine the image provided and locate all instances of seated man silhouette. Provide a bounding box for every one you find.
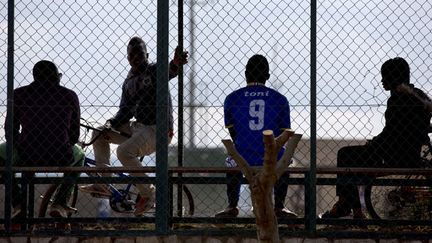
[215,54,298,218]
[320,57,431,219]
[2,60,84,218]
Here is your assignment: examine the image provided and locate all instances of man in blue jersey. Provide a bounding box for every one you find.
[215,54,298,218]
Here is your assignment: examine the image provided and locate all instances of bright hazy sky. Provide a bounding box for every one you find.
[2,0,432,146]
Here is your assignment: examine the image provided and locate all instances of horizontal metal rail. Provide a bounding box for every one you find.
[1,166,432,175]
[1,165,431,238]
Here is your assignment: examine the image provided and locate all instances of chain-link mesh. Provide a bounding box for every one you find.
[316,1,432,221]
[1,0,432,236]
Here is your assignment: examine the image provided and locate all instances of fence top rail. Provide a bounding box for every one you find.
[0,166,431,175]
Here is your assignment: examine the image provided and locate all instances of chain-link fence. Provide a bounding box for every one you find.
[1,0,432,238]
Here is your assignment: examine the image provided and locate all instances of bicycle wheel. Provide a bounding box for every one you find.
[109,188,137,213]
[175,184,195,216]
[365,175,430,220]
[38,184,79,218]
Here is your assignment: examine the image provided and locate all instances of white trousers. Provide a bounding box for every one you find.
[92,121,171,196]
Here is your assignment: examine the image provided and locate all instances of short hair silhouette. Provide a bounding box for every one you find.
[245,54,270,83]
[381,57,410,85]
[33,60,60,84]
[127,36,147,55]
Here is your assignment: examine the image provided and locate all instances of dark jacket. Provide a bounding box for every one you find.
[6,81,80,166]
[371,85,431,167]
[109,61,178,132]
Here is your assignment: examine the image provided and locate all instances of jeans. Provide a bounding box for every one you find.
[0,143,85,207]
[336,144,420,209]
[226,170,290,209]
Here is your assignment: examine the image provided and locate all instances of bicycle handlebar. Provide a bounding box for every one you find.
[80,123,131,147]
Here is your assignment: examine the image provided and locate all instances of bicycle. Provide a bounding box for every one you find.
[364,142,432,220]
[38,121,195,218]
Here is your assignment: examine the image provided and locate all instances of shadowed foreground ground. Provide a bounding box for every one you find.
[1,222,430,242]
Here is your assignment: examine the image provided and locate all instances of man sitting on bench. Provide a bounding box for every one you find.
[215,54,298,218]
[320,57,431,219]
[2,60,85,218]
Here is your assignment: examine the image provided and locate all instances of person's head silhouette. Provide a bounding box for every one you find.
[127,36,149,71]
[245,54,270,84]
[33,60,62,85]
[381,57,410,91]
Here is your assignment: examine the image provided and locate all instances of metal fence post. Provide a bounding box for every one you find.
[306,0,317,235]
[5,0,15,233]
[156,0,170,235]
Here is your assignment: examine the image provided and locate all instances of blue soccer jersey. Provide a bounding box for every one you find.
[224,83,291,166]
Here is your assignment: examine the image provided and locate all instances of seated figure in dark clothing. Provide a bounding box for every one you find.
[2,60,84,218]
[320,57,432,219]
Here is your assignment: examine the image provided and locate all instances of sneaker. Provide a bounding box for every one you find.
[49,204,77,218]
[274,208,298,218]
[11,205,23,231]
[214,207,239,218]
[79,184,111,198]
[134,194,155,216]
[10,223,22,231]
[352,208,366,219]
[319,201,352,219]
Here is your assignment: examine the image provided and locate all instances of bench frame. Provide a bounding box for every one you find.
[1,166,431,236]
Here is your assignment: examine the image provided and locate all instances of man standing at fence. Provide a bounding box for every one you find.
[320,57,431,219]
[80,36,188,216]
[2,60,85,219]
[215,54,298,218]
